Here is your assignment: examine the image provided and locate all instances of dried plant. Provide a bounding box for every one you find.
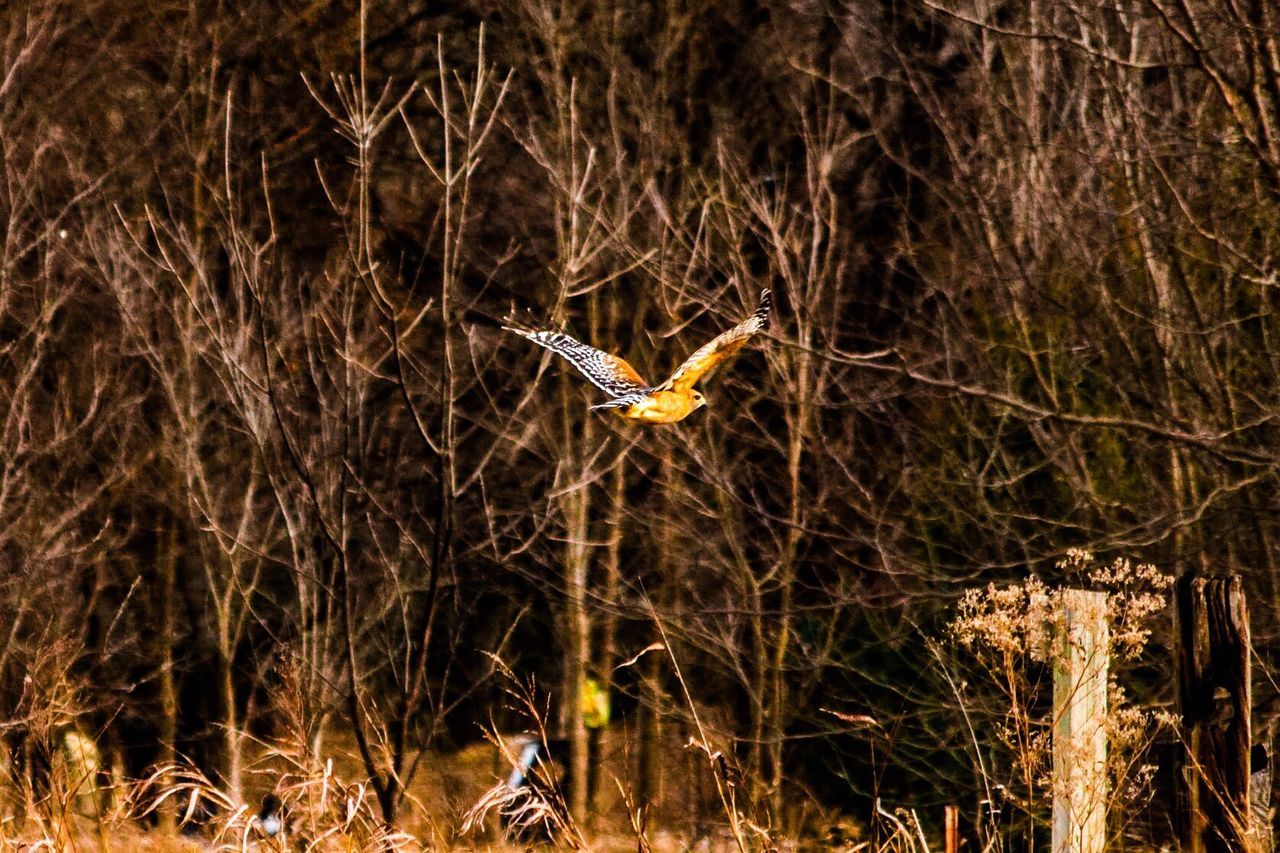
[946,551,1174,849]
[458,655,585,849]
[128,758,420,852]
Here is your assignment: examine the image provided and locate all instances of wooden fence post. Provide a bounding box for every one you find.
[1053,589,1109,853]
[1175,574,1252,853]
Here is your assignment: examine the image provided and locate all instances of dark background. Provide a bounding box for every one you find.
[2,0,1277,844]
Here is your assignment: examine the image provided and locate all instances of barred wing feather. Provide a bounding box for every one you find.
[507,328,649,398]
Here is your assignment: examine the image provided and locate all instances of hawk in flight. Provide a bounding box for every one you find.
[507,289,771,424]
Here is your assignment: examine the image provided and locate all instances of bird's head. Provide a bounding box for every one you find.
[692,391,707,409]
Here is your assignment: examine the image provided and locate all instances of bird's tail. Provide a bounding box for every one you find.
[752,289,772,326]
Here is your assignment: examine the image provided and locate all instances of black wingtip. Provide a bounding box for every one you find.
[756,289,772,319]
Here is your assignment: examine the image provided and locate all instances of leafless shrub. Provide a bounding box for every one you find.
[946,552,1175,848]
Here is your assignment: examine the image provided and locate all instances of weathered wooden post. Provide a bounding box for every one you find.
[1175,575,1252,853]
[1053,589,1109,853]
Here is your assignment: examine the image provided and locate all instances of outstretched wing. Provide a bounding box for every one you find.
[656,289,771,393]
[507,327,649,398]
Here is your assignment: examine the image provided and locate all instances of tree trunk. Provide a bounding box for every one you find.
[156,537,178,834]
[1176,575,1252,853]
[637,450,675,811]
[219,644,242,806]
[636,641,662,811]
[564,472,591,823]
[591,457,625,810]
[559,293,595,823]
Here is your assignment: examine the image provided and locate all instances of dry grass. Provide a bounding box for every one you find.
[0,728,845,851]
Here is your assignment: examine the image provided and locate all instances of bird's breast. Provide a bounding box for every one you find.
[617,391,697,424]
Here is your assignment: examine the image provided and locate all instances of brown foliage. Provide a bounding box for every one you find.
[3,0,1280,846]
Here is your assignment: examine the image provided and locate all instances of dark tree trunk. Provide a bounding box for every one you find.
[1176,575,1252,853]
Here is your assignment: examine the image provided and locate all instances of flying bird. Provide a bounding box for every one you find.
[507,289,771,424]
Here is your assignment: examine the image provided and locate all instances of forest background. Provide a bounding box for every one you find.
[3,0,1279,847]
